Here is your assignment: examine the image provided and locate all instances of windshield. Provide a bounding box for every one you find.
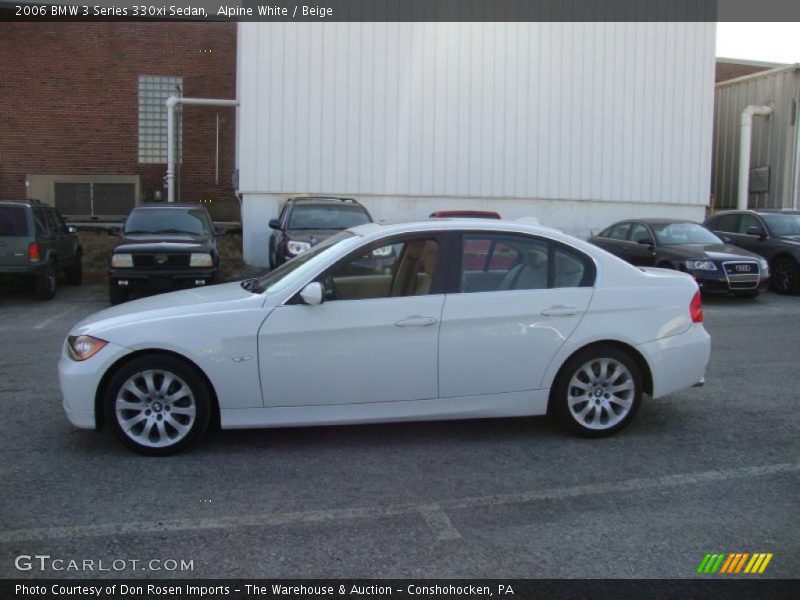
[651,223,722,246]
[288,204,371,230]
[124,208,212,236]
[761,213,800,236]
[253,231,356,293]
[0,206,29,236]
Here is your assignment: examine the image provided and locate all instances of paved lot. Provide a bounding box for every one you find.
[0,284,798,579]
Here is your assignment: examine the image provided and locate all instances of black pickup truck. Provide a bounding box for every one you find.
[108,203,226,304]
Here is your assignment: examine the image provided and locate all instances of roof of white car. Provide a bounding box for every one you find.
[350,218,566,240]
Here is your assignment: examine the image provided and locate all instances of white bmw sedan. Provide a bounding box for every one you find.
[60,220,710,455]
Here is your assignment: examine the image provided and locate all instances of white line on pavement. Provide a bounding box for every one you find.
[0,462,797,544]
[417,505,463,540]
[32,305,80,330]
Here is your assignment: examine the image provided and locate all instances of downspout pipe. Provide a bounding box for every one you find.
[166,96,239,203]
[738,105,773,210]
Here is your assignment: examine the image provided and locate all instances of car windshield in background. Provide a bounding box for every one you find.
[254,231,355,293]
[0,206,29,236]
[288,205,371,230]
[651,223,722,245]
[124,209,212,236]
[762,213,800,236]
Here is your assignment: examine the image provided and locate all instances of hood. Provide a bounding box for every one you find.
[658,244,762,261]
[284,229,340,245]
[70,281,260,338]
[113,234,213,254]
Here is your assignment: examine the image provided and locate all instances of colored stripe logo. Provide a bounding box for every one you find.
[697,552,773,574]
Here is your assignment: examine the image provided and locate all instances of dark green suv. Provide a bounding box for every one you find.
[0,199,83,299]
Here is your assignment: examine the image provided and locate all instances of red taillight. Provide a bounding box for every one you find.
[690,291,703,323]
[28,242,40,263]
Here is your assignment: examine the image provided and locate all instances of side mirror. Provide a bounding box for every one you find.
[299,281,324,306]
[269,219,281,230]
[720,235,732,244]
[108,226,122,236]
[745,226,766,239]
[214,224,227,236]
[67,225,78,234]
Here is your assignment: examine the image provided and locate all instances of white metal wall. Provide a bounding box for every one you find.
[237,22,716,264]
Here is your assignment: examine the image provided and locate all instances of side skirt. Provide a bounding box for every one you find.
[220,389,549,429]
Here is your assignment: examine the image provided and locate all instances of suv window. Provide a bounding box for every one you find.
[288,204,371,230]
[739,214,763,234]
[32,208,49,236]
[712,214,739,233]
[320,237,440,301]
[44,210,63,234]
[124,208,212,236]
[0,205,29,236]
[608,222,631,240]
[628,223,653,244]
[459,233,594,293]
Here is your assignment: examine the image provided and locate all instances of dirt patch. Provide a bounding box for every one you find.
[78,229,250,284]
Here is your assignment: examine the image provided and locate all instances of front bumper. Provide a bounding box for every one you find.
[59,340,132,430]
[690,269,769,294]
[109,268,217,291]
[636,323,711,399]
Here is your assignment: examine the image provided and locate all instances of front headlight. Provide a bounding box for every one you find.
[685,260,717,271]
[759,260,770,275]
[190,252,213,267]
[287,240,311,256]
[67,335,108,361]
[111,253,133,268]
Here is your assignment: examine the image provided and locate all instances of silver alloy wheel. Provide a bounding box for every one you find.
[115,369,196,448]
[567,358,635,430]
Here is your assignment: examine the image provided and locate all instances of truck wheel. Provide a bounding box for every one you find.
[34,260,57,300]
[109,281,128,305]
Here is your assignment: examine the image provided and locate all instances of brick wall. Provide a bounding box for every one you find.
[0,22,239,220]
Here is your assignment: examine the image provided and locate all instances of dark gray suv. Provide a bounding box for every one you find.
[704,210,800,294]
[0,199,82,299]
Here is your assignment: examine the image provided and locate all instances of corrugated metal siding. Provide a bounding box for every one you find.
[712,66,800,209]
[238,22,715,206]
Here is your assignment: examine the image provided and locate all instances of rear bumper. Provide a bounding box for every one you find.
[0,263,47,277]
[636,323,711,399]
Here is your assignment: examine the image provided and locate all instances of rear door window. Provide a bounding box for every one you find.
[32,208,49,236]
[0,206,29,236]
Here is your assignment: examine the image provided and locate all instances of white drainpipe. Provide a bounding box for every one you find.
[166,96,239,203]
[737,105,773,210]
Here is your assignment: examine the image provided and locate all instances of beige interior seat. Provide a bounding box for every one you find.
[497,248,547,291]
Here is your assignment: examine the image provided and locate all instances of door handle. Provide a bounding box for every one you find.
[541,306,578,317]
[395,316,437,327]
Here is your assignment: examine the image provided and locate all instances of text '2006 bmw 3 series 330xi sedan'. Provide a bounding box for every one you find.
[59,219,710,455]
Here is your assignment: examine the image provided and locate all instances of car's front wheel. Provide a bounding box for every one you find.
[551,345,643,437]
[104,354,213,455]
[771,257,800,295]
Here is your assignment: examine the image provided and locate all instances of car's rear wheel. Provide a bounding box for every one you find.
[105,354,212,456]
[108,281,128,305]
[771,257,800,295]
[34,260,57,300]
[552,345,642,437]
